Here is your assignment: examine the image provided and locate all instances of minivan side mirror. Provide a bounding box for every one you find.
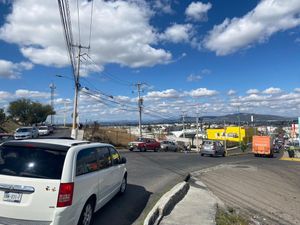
[120,157,127,164]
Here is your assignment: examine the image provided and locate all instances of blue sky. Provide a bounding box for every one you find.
[1,0,300,123]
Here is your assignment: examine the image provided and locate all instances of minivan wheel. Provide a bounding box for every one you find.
[119,176,127,195]
[78,200,95,225]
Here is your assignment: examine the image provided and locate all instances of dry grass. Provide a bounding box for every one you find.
[216,207,249,225]
[0,120,20,133]
[84,126,137,147]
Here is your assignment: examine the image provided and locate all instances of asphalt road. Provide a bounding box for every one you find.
[199,156,300,224]
[45,128,288,225]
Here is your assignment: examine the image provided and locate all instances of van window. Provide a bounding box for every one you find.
[97,147,111,169]
[109,147,121,165]
[0,146,66,179]
[76,148,98,176]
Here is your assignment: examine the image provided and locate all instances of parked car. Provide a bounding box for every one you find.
[38,126,50,136]
[14,127,39,140]
[201,140,225,157]
[160,140,178,151]
[128,138,160,152]
[0,139,127,225]
[0,133,14,143]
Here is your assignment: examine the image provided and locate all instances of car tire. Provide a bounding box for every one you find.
[222,152,226,157]
[201,153,204,156]
[78,199,95,225]
[119,175,127,195]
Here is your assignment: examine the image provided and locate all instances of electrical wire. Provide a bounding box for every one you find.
[84,54,134,87]
[88,0,94,49]
[76,0,81,44]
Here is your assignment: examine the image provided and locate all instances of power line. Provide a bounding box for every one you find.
[76,0,81,44]
[84,54,134,87]
[88,0,94,49]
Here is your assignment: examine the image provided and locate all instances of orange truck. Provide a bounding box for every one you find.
[252,136,274,157]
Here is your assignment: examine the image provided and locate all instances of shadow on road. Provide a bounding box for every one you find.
[93,184,152,225]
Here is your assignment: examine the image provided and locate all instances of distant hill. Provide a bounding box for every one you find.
[185,113,296,123]
[91,113,296,126]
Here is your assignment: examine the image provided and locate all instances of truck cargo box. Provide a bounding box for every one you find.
[252,136,273,157]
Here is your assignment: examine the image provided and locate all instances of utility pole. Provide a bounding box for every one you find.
[63,101,69,128]
[182,113,186,138]
[224,120,227,151]
[49,82,56,125]
[72,44,89,139]
[237,106,242,150]
[196,106,200,152]
[135,82,144,139]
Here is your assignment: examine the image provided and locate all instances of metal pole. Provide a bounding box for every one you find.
[224,120,227,151]
[136,82,143,138]
[182,114,185,138]
[64,102,67,127]
[238,106,241,150]
[72,45,81,140]
[49,83,56,124]
[196,116,199,151]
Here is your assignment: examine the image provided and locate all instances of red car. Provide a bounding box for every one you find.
[128,138,160,152]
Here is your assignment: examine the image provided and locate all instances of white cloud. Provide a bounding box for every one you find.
[227,89,236,96]
[187,88,218,97]
[160,23,194,43]
[54,98,71,104]
[187,74,202,82]
[201,69,211,75]
[0,59,33,79]
[0,91,10,100]
[185,1,212,21]
[294,88,300,92]
[246,89,260,94]
[262,87,282,94]
[0,0,172,70]
[146,89,181,99]
[153,0,173,14]
[15,89,50,98]
[204,0,300,55]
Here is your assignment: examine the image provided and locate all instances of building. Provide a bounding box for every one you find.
[206,126,256,144]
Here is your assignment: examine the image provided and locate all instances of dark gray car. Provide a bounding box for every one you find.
[201,140,225,157]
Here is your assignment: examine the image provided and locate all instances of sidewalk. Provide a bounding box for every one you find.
[160,179,223,225]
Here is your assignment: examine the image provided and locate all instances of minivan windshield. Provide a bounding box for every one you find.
[0,146,66,179]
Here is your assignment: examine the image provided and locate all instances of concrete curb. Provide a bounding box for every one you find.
[226,151,252,156]
[143,181,190,225]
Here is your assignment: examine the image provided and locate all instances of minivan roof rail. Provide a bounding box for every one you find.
[71,141,91,146]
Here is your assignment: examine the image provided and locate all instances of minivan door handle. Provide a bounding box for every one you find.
[0,183,35,193]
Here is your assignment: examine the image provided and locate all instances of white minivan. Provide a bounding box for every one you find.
[0,139,127,225]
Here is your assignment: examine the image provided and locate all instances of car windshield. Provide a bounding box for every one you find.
[17,128,31,132]
[39,127,48,130]
[0,145,66,179]
[203,141,212,145]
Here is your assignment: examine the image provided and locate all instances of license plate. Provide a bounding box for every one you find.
[3,192,22,203]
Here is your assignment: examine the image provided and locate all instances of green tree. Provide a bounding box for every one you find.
[8,99,55,125]
[0,108,6,125]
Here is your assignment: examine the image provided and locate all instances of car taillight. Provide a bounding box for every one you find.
[57,183,74,207]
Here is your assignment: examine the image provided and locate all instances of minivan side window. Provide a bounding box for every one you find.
[76,148,98,176]
[97,147,111,170]
[109,147,121,165]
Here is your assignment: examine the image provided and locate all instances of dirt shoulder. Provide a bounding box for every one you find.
[195,160,300,225]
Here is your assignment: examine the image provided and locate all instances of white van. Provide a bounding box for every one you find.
[0,139,127,225]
